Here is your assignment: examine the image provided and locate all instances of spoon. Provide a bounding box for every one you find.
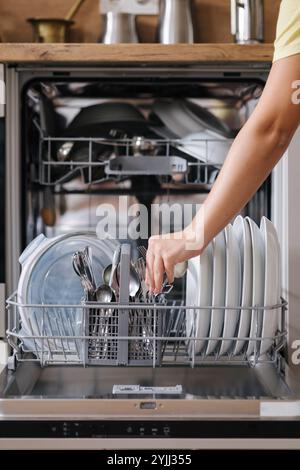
[83,246,97,292]
[103,263,140,298]
[109,246,121,299]
[128,264,141,298]
[102,264,112,285]
[95,284,115,304]
[72,251,95,298]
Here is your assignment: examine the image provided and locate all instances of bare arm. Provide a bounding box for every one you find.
[146,55,300,293]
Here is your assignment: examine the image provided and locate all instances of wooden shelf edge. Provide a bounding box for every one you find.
[0,43,274,63]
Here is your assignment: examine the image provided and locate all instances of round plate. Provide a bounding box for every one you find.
[151,99,231,139]
[260,217,281,356]
[186,243,213,356]
[18,233,117,342]
[219,224,241,356]
[246,217,265,356]
[232,216,253,356]
[206,230,226,356]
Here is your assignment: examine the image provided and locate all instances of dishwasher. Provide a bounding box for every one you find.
[1,62,300,450]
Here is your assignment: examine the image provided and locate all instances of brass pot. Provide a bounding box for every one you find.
[27,18,74,43]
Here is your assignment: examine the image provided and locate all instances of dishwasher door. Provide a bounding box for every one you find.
[0,362,300,449]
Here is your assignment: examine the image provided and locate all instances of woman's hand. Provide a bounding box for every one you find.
[145,228,203,294]
[145,56,300,295]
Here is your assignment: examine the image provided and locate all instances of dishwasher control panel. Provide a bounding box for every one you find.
[1,421,300,438]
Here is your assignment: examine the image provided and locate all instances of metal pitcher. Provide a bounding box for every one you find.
[101,12,139,44]
[158,0,194,44]
[231,0,264,44]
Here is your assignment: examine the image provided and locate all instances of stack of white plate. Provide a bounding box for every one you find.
[186,216,281,358]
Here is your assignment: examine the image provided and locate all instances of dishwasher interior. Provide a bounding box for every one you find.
[2,66,299,419]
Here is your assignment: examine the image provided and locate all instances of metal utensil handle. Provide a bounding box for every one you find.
[109,245,121,288]
[83,246,97,292]
[117,244,131,365]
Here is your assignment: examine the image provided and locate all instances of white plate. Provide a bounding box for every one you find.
[246,217,265,356]
[186,257,199,350]
[186,243,213,356]
[232,216,253,356]
[206,230,226,356]
[260,217,281,355]
[152,99,231,139]
[219,225,241,356]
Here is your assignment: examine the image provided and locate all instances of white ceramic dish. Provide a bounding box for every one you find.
[219,225,241,356]
[246,217,265,356]
[206,230,226,356]
[260,217,281,355]
[186,243,213,356]
[185,257,199,350]
[152,99,231,139]
[232,216,253,356]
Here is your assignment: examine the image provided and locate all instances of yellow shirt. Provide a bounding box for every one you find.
[274,0,300,62]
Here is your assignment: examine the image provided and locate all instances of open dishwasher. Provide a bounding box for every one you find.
[1,63,300,450]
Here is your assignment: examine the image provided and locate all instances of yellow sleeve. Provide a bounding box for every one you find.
[274,0,300,62]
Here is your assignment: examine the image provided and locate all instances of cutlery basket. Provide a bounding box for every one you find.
[85,301,163,366]
[85,244,163,365]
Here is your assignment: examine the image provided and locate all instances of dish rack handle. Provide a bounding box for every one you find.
[117,243,131,365]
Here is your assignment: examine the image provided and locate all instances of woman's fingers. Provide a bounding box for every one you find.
[164,259,174,285]
[145,236,179,292]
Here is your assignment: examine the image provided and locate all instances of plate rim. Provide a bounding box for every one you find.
[232,215,253,356]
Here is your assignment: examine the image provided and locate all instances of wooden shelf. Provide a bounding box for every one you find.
[0,43,274,64]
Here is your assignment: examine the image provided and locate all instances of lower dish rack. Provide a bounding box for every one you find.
[6,292,287,370]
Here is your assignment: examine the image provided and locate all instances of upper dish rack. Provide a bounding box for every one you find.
[32,120,233,187]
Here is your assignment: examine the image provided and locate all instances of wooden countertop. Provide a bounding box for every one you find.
[0,43,274,64]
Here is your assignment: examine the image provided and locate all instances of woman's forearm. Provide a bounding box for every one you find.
[186,57,300,250]
[187,120,290,248]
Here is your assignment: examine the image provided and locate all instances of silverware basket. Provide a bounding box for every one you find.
[85,302,163,366]
[85,244,163,365]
